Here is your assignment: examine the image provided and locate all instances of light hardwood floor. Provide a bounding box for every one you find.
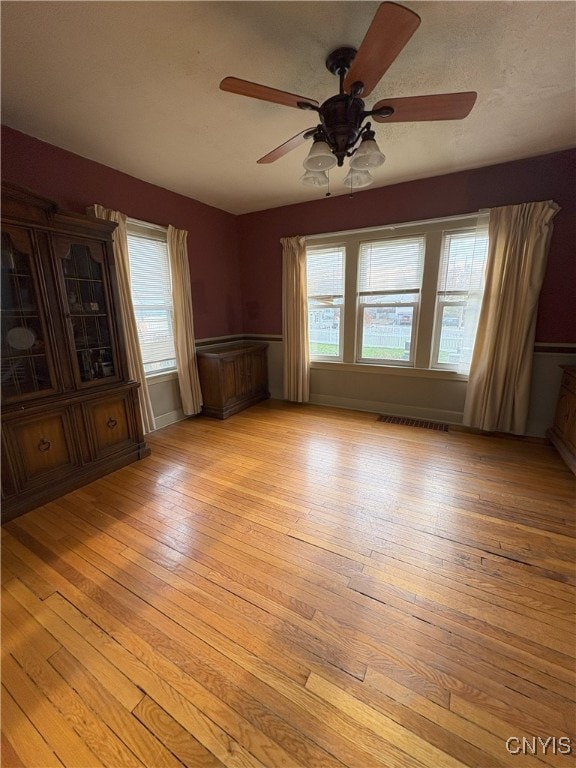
[2,400,575,768]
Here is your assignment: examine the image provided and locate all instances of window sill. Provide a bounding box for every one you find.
[145,370,178,384]
[310,360,468,381]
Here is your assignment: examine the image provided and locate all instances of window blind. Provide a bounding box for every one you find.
[126,229,176,373]
[433,226,490,373]
[438,229,489,292]
[358,236,425,294]
[306,245,345,297]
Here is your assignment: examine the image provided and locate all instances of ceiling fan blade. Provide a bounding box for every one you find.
[372,91,478,122]
[344,2,421,97]
[257,129,316,164]
[220,77,319,110]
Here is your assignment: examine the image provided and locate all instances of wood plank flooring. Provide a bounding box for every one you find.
[2,400,575,767]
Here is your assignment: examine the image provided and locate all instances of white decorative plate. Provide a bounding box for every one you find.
[6,326,36,350]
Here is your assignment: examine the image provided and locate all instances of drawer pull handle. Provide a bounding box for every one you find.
[38,438,51,452]
[107,417,118,429]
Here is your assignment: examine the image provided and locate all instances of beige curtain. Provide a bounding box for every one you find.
[463,200,559,434]
[281,236,310,402]
[167,225,203,416]
[90,205,156,434]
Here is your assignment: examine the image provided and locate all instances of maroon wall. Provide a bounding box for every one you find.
[1,126,243,340]
[3,125,574,343]
[237,149,576,342]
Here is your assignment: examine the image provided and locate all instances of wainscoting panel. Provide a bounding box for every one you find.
[265,338,576,437]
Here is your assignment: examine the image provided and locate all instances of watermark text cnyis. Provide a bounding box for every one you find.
[505,737,573,756]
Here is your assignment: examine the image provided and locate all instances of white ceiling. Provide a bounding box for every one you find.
[2,1,575,215]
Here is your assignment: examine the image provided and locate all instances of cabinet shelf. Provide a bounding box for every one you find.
[70,312,108,318]
[2,351,47,359]
[1,271,32,278]
[2,310,39,317]
[74,343,112,349]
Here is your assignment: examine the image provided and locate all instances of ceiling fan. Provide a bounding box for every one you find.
[220,2,477,186]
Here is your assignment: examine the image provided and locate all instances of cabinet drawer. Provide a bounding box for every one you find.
[3,408,80,490]
[84,392,136,459]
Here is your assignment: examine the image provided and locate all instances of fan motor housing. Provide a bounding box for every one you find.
[319,94,365,164]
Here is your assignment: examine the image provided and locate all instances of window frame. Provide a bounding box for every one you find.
[430,225,489,371]
[431,296,467,370]
[306,243,346,362]
[356,296,419,366]
[305,213,488,376]
[126,218,177,378]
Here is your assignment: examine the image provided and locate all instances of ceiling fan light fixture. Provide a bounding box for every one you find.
[343,168,374,189]
[303,139,337,171]
[222,2,479,203]
[350,134,385,169]
[300,168,330,187]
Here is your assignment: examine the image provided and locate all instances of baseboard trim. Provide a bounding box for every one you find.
[302,396,552,443]
[308,393,464,425]
[153,409,187,429]
[436,423,551,444]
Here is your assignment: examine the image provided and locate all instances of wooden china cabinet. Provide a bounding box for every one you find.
[1,182,149,522]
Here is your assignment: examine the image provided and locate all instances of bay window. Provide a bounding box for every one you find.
[306,213,489,374]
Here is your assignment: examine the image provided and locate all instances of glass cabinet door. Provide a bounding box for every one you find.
[1,227,58,401]
[56,238,118,385]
